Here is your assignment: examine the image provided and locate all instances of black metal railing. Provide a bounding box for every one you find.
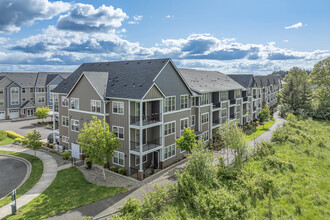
[253,106,256,111]
[230,99,236,105]
[130,113,161,125]
[243,97,248,102]
[253,95,257,99]
[130,137,162,152]
[230,114,235,119]
[213,102,221,108]
[212,118,220,126]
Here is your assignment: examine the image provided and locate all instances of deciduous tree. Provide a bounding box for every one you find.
[176,127,197,152]
[23,129,42,156]
[35,107,50,123]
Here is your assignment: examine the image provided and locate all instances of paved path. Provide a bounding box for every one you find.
[0,155,29,198]
[0,144,57,219]
[0,117,53,139]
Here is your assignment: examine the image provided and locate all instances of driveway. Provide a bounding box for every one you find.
[0,155,28,198]
[0,117,53,139]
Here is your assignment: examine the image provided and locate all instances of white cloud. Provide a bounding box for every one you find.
[165,15,174,19]
[128,15,143,24]
[283,40,289,43]
[0,37,9,44]
[0,0,71,34]
[285,22,303,29]
[56,4,128,32]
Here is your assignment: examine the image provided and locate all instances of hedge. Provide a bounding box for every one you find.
[5,130,25,139]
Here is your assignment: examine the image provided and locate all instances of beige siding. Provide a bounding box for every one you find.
[0,78,12,112]
[143,85,164,100]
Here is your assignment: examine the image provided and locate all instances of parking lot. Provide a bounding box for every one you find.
[0,117,53,140]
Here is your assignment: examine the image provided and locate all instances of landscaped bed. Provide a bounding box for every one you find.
[246,118,275,141]
[6,167,127,220]
[0,137,14,146]
[0,151,43,208]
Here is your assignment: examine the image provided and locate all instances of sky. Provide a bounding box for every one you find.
[0,0,329,75]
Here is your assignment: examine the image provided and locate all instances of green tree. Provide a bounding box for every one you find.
[35,107,50,123]
[310,57,330,119]
[259,108,270,128]
[280,67,313,116]
[175,127,197,152]
[220,121,248,167]
[77,116,121,179]
[23,129,42,156]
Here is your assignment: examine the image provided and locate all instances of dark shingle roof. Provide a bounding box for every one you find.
[254,75,281,87]
[36,72,72,87]
[228,74,254,88]
[53,58,171,99]
[179,68,244,94]
[0,72,38,87]
[0,76,6,81]
[21,100,37,109]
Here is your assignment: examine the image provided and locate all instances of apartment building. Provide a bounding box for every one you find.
[254,76,281,108]
[52,58,282,180]
[0,72,70,120]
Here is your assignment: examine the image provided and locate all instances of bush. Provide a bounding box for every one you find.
[61,151,71,160]
[109,165,117,172]
[256,120,260,125]
[5,130,25,139]
[255,141,275,159]
[0,130,7,141]
[118,168,126,175]
[14,137,28,145]
[247,124,253,130]
[86,159,92,169]
[119,197,142,218]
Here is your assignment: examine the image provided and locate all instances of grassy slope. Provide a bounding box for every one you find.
[6,168,127,220]
[246,119,275,141]
[0,138,15,146]
[0,151,43,208]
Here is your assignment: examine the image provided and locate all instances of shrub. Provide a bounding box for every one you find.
[14,137,28,145]
[109,165,117,172]
[256,120,260,125]
[255,141,275,159]
[5,130,25,139]
[118,168,126,175]
[119,197,142,217]
[61,151,71,160]
[247,124,253,130]
[0,130,7,141]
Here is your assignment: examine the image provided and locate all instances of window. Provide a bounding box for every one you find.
[62,136,69,143]
[62,116,69,127]
[10,87,19,105]
[61,96,68,107]
[0,88,4,94]
[37,87,45,93]
[91,100,101,113]
[202,131,209,142]
[22,88,25,93]
[164,144,176,160]
[30,98,34,101]
[112,101,124,114]
[236,89,241,98]
[220,91,228,101]
[180,95,188,109]
[164,121,175,136]
[221,109,227,117]
[201,93,210,105]
[113,126,124,140]
[180,118,188,131]
[71,98,79,110]
[71,119,79,132]
[22,98,25,102]
[164,96,175,112]
[113,151,124,166]
[30,88,34,93]
[37,96,45,103]
[135,155,147,166]
[54,94,58,102]
[191,115,195,126]
[191,97,196,106]
[202,113,209,124]
[0,99,3,105]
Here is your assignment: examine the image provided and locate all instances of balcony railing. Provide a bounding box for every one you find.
[213,102,221,108]
[253,95,257,99]
[130,113,161,126]
[243,97,248,102]
[212,118,220,126]
[221,102,228,109]
[230,114,235,119]
[130,137,162,152]
[230,99,236,105]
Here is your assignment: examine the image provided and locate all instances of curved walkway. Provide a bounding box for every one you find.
[0,155,31,199]
[0,144,57,219]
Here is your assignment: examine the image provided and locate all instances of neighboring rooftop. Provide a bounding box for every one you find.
[53,58,171,99]
[179,68,244,94]
[228,74,254,88]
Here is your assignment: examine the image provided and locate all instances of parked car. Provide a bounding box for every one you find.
[47,132,59,144]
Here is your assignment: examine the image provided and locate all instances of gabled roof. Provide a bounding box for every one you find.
[0,72,38,87]
[76,72,109,99]
[228,74,254,88]
[178,68,245,94]
[53,58,171,99]
[0,75,6,81]
[254,76,270,87]
[21,101,37,109]
[36,72,71,87]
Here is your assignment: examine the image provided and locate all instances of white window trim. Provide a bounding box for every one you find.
[62,136,69,143]
[135,155,147,166]
[201,112,209,124]
[61,96,69,107]
[164,121,176,137]
[164,96,176,113]
[91,100,102,113]
[113,151,125,167]
[0,88,4,94]
[202,131,209,142]
[180,94,189,109]
[37,96,45,103]
[180,117,189,131]
[163,144,176,161]
[112,126,124,140]
[71,119,79,132]
[71,98,79,110]
[0,99,4,106]
[112,101,124,115]
[10,87,19,105]
[62,116,69,127]
[191,115,195,126]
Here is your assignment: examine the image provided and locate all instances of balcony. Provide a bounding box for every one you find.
[243,97,248,102]
[230,99,236,105]
[130,113,161,126]
[212,118,220,126]
[253,106,256,112]
[221,102,228,109]
[253,95,257,99]
[130,137,162,153]
[213,102,221,109]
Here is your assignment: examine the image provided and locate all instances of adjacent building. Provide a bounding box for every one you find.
[0,72,71,120]
[52,58,282,180]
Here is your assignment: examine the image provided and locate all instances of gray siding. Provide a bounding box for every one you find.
[7,82,21,109]
[47,76,64,106]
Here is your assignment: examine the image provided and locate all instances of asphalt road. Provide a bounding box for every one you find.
[0,156,28,198]
[0,117,53,139]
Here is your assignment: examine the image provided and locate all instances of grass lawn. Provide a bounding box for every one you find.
[0,137,15,146]
[246,119,275,141]
[6,167,127,220]
[0,151,43,208]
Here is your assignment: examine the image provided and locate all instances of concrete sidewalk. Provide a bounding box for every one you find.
[0,145,57,219]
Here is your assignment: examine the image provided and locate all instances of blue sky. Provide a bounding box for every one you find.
[0,0,329,75]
